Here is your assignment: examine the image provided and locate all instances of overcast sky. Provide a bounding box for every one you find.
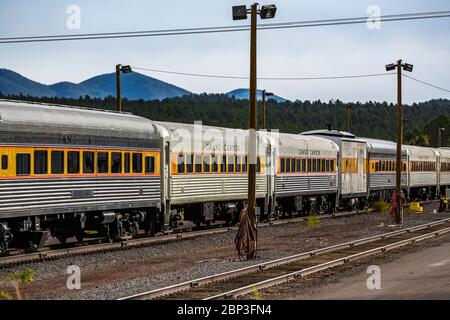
[0,0,449,103]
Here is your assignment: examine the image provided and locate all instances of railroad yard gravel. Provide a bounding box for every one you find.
[1,203,449,300]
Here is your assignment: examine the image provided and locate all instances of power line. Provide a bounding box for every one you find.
[1,10,449,44]
[132,66,396,81]
[403,74,450,93]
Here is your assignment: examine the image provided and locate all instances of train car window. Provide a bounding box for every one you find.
[280,158,285,173]
[97,152,109,174]
[195,155,202,173]
[221,155,227,173]
[33,150,47,174]
[403,162,406,172]
[132,153,142,174]
[16,153,31,176]
[325,160,330,172]
[67,151,80,174]
[145,156,155,174]
[211,155,218,173]
[1,155,7,170]
[177,154,185,174]
[296,159,301,173]
[256,157,261,173]
[50,151,64,174]
[321,159,326,173]
[186,154,193,173]
[286,158,291,172]
[307,159,312,172]
[124,153,131,173]
[227,155,234,173]
[291,159,296,173]
[312,159,317,172]
[111,152,122,173]
[242,156,248,173]
[330,160,335,172]
[235,155,241,173]
[302,159,306,172]
[203,155,211,173]
[83,151,94,174]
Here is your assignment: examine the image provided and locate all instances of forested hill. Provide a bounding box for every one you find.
[0,92,448,148]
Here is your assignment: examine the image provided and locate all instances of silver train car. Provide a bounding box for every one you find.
[271,132,339,215]
[0,99,162,250]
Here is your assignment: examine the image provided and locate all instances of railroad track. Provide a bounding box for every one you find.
[120,217,450,300]
[0,209,366,268]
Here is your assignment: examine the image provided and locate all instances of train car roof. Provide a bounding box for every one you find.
[358,137,408,155]
[301,129,356,138]
[275,132,339,152]
[153,121,268,154]
[437,147,450,158]
[404,144,439,158]
[0,99,158,139]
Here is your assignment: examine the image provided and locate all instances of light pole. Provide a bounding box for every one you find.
[385,60,413,224]
[438,127,445,147]
[233,3,277,259]
[115,64,132,112]
[262,90,274,130]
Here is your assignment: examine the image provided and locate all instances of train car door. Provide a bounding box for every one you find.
[0,148,9,177]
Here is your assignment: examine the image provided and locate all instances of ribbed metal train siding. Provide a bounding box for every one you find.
[275,174,337,196]
[410,172,437,188]
[169,175,267,204]
[369,173,407,190]
[0,177,161,218]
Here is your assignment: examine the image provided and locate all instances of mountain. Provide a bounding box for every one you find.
[0,68,190,100]
[226,88,287,103]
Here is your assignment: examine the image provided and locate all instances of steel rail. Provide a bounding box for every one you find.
[120,217,450,300]
[208,225,450,300]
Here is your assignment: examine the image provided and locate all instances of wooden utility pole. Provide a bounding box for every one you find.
[345,104,352,132]
[395,59,403,224]
[438,128,445,147]
[116,64,122,112]
[247,2,258,259]
[261,90,274,130]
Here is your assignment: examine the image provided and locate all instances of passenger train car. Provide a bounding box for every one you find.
[0,100,162,250]
[0,99,447,250]
[152,121,268,227]
[272,132,339,215]
[301,129,368,209]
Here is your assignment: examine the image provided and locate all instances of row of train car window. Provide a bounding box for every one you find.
[373,161,407,172]
[1,150,156,176]
[441,162,450,172]
[177,154,261,174]
[280,158,335,173]
[411,161,436,172]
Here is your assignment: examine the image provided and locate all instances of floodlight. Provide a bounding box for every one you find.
[260,5,277,19]
[232,5,248,20]
[385,63,396,71]
[403,63,413,72]
[121,65,132,73]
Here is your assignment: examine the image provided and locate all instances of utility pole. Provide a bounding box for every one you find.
[345,104,352,132]
[386,60,413,224]
[233,3,277,259]
[115,64,133,112]
[438,127,445,147]
[261,90,274,130]
[116,64,122,112]
[395,59,403,224]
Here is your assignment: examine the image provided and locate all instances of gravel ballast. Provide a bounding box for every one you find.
[1,203,449,300]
